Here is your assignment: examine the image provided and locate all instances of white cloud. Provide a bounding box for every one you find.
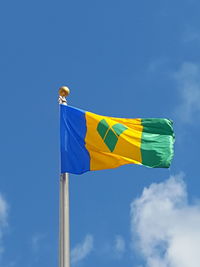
[71,234,93,264]
[113,235,125,258]
[0,194,8,258]
[174,62,200,123]
[130,173,200,267]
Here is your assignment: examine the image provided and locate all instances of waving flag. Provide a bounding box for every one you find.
[60,105,175,174]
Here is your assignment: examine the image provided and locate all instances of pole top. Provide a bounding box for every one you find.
[59,86,70,97]
[58,86,70,105]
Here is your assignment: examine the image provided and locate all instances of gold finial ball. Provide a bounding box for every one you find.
[59,86,70,97]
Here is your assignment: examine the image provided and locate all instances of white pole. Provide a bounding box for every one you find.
[59,86,71,267]
[59,173,70,267]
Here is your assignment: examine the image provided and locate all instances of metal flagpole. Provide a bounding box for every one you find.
[59,86,70,267]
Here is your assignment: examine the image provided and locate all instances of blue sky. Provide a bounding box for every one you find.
[1,0,200,266]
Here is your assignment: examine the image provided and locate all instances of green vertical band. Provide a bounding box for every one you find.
[141,118,175,168]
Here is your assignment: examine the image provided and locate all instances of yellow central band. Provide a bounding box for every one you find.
[85,112,143,171]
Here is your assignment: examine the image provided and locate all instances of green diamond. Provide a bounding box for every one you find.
[104,129,118,152]
[97,119,109,139]
[112,123,128,136]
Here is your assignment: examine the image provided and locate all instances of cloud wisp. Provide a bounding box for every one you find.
[174,62,200,123]
[31,233,46,253]
[113,235,125,258]
[183,27,200,43]
[71,234,93,264]
[0,194,8,258]
[131,174,200,267]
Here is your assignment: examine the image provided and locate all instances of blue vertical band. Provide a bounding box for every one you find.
[60,105,90,174]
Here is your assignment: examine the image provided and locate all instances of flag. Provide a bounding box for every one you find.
[60,105,175,174]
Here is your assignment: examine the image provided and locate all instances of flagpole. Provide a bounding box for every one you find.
[59,86,70,267]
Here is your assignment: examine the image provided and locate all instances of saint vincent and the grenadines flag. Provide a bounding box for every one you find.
[60,105,175,174]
